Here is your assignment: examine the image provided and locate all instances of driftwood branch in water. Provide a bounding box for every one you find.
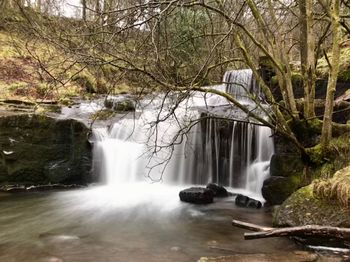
[232,219,350,241]
[231,219,272,232]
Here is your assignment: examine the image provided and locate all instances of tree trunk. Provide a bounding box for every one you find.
[95,0,101,22]
[321,0,341,150]
[299,0,316,119]
[82,0,87,21]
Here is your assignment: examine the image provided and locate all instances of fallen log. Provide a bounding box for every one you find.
[232,219,350,241]
[244,225,350,240]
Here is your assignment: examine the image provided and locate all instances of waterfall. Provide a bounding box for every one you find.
[224,69,262,103]
[92,69,274,200]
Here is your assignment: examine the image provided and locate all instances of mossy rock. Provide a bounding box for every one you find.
[262,175,301,205]
[270,154,304,177]
[273,185,350,227]
[104,98,135,112]
[338,69,350,82]
[72,73,96,93]
[113,100,135,112]
[90,109,115,120]
[289,119,322,148]
[0,114,92,185]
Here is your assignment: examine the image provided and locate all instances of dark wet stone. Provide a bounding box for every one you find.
[0,114,92,185]
[179,187,214,204]
[26,184,85,191]
[235,194,262,209]
[0,184,85,192]
[206,183,229,197]
[262,176,299,205]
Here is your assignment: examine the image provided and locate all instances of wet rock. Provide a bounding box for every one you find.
[179,187,214,204]
[0,183,85,192]
[0,114,92,185]
[104,97,135,112]
[262,176,300,205]
[206,183,228,197]
[270,154,304,177]
[26,184,85,191]
[235,194,262,209]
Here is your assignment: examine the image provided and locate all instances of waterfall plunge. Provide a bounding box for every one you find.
[92,69,274,200]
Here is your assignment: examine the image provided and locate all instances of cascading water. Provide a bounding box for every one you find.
[92,69,274,200]
[223,69,262,102]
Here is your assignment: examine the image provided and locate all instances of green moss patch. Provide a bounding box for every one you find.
[317,47,350,79]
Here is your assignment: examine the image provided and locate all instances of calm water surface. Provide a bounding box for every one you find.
[0,184,300,262]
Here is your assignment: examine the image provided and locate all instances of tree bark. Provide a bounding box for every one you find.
[299,0,316,119]
[36,0,41,12]
[82,0,87,22]
[321,0,341,150]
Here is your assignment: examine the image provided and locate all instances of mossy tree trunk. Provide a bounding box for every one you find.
[321,0,341,150]
[299,0,316,119]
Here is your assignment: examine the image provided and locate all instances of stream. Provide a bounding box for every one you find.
[0,185,301,262]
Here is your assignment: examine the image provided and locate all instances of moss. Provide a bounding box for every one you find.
[291,72,303,86]
[259,56,274,68]
[289,119,322,148]
[113,100,135,112]
[72,72,97,93]
[262,174,302,205]
[317,47,350,78]
[305,144,324,165]
[90,109,115,120]
[270,75,278,86]
[338,69,350,82]
[0,32,22,58]
[114,83,132,95]
[273,184,350,227]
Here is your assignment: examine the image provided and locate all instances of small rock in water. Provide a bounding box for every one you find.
[170,246,181,252]
[235,194,262,209]
[207,240,218,246]
[40,257,64,262]
[206,183,229,197]
[179,187,214,204]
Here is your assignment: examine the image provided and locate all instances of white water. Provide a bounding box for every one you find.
[91,69,274,201]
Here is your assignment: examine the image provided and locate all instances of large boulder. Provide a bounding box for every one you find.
[235,194,262,209]
[0,114,92,185]
[104,97,135,112]
[273,185,350,227]
[262,176,300,205]
[206,183,229,197]
[269,154,304,177]
[179,187,214,204]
